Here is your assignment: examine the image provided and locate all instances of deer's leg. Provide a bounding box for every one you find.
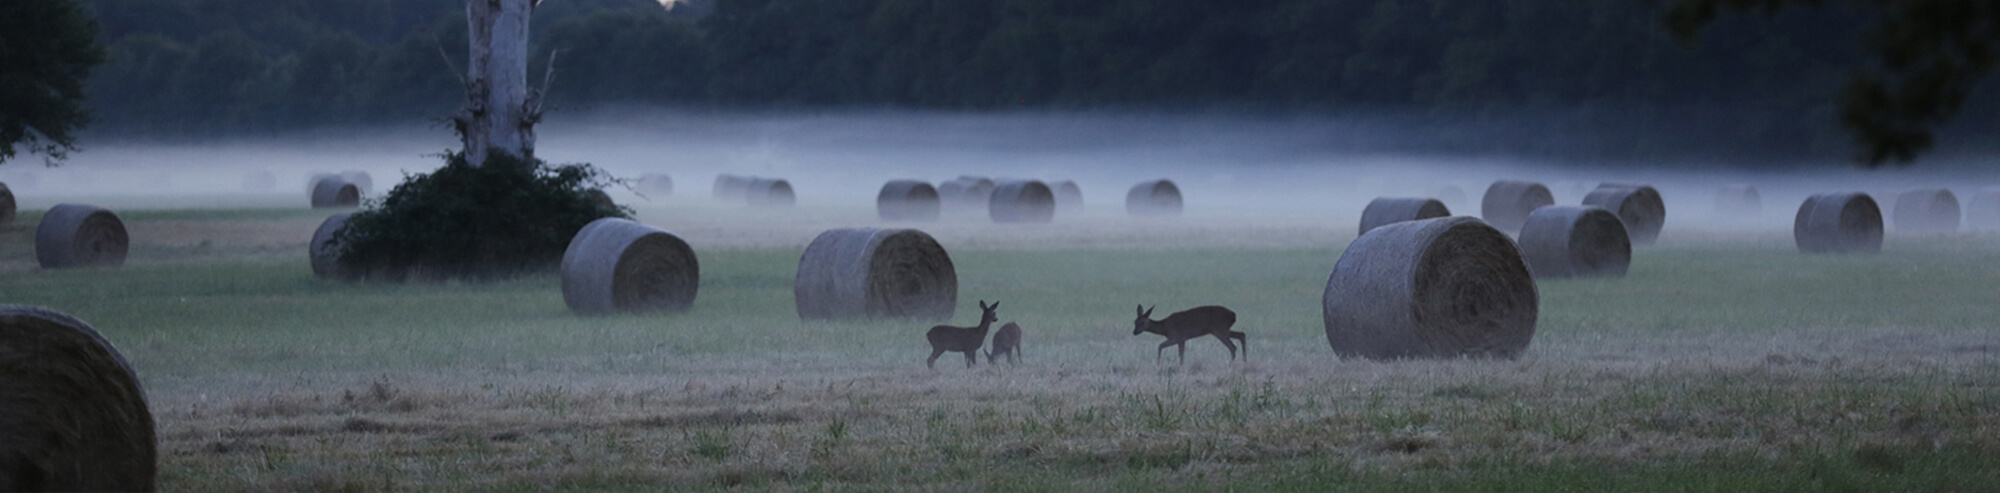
[927,348,945,370]
[1231,331,1248,361]
[963,351,977,368]
[1214,332,1239,361]
[1177,340,1187,364]
[1156,340,1174,363]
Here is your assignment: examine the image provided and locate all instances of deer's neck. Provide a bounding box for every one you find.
[974,319,993,336]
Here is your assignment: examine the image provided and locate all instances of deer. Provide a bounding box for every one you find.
[927,300,999,369]
[986,322,1023,365]
[1133,305,1245,364]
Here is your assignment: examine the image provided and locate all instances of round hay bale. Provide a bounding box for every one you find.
[0,305,156,492]
[637,173,674,196]
[306,173,340,194]
[877,180,940,222]
[939,177,995,214]
[989,180,1056,223]
[1052,180,1083,212]
[35,204,128,269]
[1715,184,1761,216]
[1517,206,1630,279]
[1794,192,1883,254]
[1431,185,1469,211]
[1322,216,1538,360]
[794,228,957,321]
[1581,184,1666,245]
[310,213,356,281]
[239,171,277,192]
[1125,179,1183,217]
[1359,197,1451,236]
[339,170,373,195]
[561,218,700,315]
[713,174,752,201]
[1891,188,1960,232]
[744,178,795,207]
[584,189,618,213]
[1,182,14,227]
[309,177,360,209]
[1967,188,2000,231]
[1480,181,1553,232]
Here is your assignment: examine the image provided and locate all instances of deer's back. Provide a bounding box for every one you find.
[927,324,984,351]
[993,323,1022,347]
[1162,306,1236,332]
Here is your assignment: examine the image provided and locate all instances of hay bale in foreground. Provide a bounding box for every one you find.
[1715,184,1761,216]
[310,213,356,281]
[1053,180,1083,212]
[340,170,373,195]
[713,174,752,201]
[989,180,1056,223]
[35,204,128,269]
[1480,181,1553,232]
[1126,179,1183,217]
[1517,206,1629,279]
[1581,184,1666,245]
[877,180,940,222]
[1794,192,1883,254]
[1322,216,1538,360]
[637,173,674,196]
[1892,188,1960,232]
[1358,197,1450,236]
[561,218,700,315]
[0,305,156,492]
[795,228,956,321]
[1,182,13,227]
[744,178,795,207]
[310,177,360,208]
[1968,188,2000,231]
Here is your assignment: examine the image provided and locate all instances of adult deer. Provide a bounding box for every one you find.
[927,300,999,369]
[986,322,1023,365]
[1133,305,1245,364]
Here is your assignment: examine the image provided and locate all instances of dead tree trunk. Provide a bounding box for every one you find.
[455,0,541,166]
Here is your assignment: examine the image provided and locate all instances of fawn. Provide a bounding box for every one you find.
[1133,305,1245,364]
[927,300,999,369]
[986,322,1023,365]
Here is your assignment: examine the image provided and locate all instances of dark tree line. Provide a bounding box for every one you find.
[73,0,2000,159]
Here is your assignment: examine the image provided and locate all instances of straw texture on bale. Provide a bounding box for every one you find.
[1480,181,1553,232]
[1126,179,1183,217]
[310,213,356,281]
[1891,188,1960,232]
[1053,180,1083,212]
[877,180,940,222]
[1358,197,1450,236]
[795,228,957,321]
[310,177,360,208]
[1581,184,1666,245]
[1322,216,1538,360]
[0,305,156,492]
[744,178,795,207]
[35,204,128,269]
[1968,188,2000,231]
[713,174,751,200]
[340,170,373,195]
[1794,192,1883,254]
[989,180,1056,223]
[637,173,673,196]
[1517,206,1629,279]
[561,218,700,316]
[1715,184,1761,216]
[0,182,13,227]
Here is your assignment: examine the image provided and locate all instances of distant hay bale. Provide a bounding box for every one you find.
[35,204,128,269]
[1052,180,1083,210]
[1517,206,1630,279]
[1125,179,1183,217]
[794,228,956,321]
[560,218,700,316]
[1891,188,1960,232]
[1968,188,2000,231]
[1480,181,1553,232]
[989,180,1056,223]
[310,213,356,281]
[309,177,360,209]
[939,177,996,215]
[637,173,674,196]
[239,171,277,192]
[1581,184,1666,245]
[0,305,156,492]
[1322,216,1538,360]
[339,170,373,195]
[1358,197,1450,236]
[584,189,618,213]
[1794,192,1883,254]
[877,180,940,222]
[1431,184,1469,211]
[744,178,795,207]
[713,174,752,201]
[1,182,13,227]
[1715,184,1761,216]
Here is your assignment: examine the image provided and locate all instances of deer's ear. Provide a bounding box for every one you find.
[990,302,1000,310]
[1136,304,1144,316]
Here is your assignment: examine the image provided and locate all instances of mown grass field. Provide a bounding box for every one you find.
[3,204,1999,492]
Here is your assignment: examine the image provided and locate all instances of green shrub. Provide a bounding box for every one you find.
[334,150,626,281]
